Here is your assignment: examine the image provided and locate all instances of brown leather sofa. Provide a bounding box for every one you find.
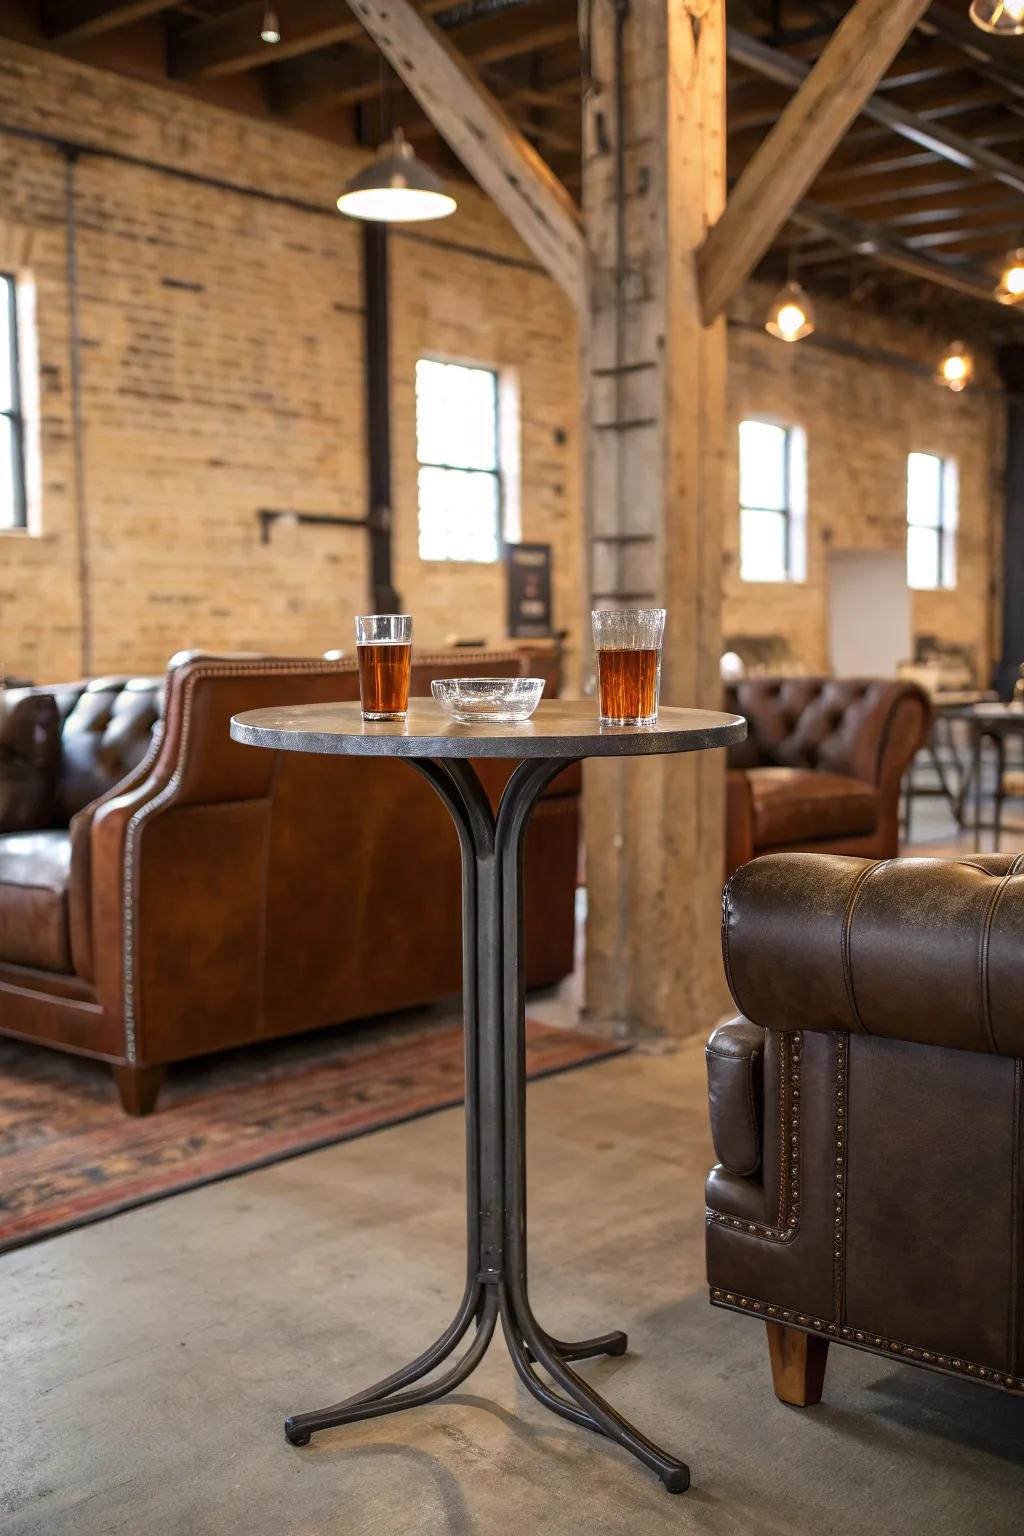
[0,650,579,1114]
[707,850,1024,1409]
[724,678,930,875]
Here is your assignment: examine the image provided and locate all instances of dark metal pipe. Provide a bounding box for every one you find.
[0,118,546,277]
[362,223,399,612]
[64,151,92,677]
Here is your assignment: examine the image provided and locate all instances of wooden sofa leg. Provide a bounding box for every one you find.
[766,1322,829,1406]
[113,1064,166,1116]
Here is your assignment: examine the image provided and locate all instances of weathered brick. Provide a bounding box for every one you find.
[0,38,1001,691]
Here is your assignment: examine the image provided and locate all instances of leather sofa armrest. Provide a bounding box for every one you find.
[68,724,166,980]
[706,1018,764,1176]
[722,851,1024,1057]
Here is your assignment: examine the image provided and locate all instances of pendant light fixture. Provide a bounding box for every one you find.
[765,279,815,343]
[336,128,457,223]
[935,341,974,393]
[997,247,1024,304]
[970,0,1024,35]
[260,4,280,43]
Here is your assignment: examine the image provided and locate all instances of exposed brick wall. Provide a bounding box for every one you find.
[0,39,1003,691]
[724,286,1002,682]
[0,39,579,684]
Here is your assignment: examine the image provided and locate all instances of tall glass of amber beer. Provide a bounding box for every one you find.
[355,614,412,721]
[591,608,666,726]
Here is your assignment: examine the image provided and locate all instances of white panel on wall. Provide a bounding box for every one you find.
[827,551,911,678]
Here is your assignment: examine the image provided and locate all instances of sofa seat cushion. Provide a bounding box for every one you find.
[749,768,879,849]
[0,830,73,972]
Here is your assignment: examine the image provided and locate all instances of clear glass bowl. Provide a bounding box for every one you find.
[431,677,545,725]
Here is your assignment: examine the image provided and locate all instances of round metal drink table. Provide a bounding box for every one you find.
[230,698,746,1493]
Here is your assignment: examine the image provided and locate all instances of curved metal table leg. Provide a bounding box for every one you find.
[529,1328,629,1362]
[283,753,690,1494]
[495,759,690,1494]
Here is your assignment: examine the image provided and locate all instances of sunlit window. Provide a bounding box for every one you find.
[906,451,957,591]
[416,359,502,562]
[739,418,806,582]
[0,274,25,530]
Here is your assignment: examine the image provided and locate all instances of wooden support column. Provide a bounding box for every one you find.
[582,0,729,1036]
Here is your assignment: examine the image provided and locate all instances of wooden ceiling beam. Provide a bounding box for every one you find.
[812,170,979,210]
[700,0,938,324]
[841,180,1024,220]
[332,0,584,310]
[874,43,971,93]
[170,0,418,79]
[271,0,579,114]
[813,147,942,186]
[790,202,998,303]
[41,0,176,42]
[726,25,1024,198]
[904,219,1023,252]
[917,1,1024,99]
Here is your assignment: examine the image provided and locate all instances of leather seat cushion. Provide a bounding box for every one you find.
[749,767,880,848]
[0,830,73,971]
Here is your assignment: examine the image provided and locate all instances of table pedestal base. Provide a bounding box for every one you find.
[283,754,689,1495]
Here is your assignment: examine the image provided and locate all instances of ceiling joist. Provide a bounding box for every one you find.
[42,0,175,42]
[270,0,580,115]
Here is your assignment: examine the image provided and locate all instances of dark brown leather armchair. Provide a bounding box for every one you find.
[724,678,930,876]
[0,650,579,1114]
[707,850,1024,1409]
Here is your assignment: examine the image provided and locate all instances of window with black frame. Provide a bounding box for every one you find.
[906,450,957,591]
[415,358,502,563]
[739,418,794,582]
[0,273,24,531]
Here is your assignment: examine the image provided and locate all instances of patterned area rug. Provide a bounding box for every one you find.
[0,1017,627,1255]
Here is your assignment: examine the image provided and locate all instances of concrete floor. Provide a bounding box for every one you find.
[4,1036,1024,1536]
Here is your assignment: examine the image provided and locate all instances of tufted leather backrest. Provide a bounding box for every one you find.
[724,677,930,787]
[18,647,560,832]
[6,676,165,827]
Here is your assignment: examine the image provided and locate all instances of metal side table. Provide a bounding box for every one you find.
[230,698,745,1494]
[944,702,1024,852]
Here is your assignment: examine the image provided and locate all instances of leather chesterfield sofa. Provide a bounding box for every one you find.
[707,850,1024,1409]
[724,678,929,875]
[0,650,579,1114]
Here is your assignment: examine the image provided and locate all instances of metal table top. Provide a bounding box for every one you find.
[230,698,746,760]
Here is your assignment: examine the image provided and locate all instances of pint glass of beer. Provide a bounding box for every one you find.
[591,608,666,727]
[355,614,412,721]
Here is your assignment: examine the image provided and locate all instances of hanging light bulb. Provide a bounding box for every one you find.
[970,0,1024,35]
[260,5,280,43]
[765,280,815,343]
[997,247,1024,304]
[935,341,974,393]
[336,130,457,223]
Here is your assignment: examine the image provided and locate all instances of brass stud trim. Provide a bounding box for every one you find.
[708,1287,1024,1393]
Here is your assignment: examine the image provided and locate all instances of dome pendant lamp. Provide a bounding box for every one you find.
[336,129,457,224]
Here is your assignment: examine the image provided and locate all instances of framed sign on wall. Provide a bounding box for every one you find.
[505,543,552,638]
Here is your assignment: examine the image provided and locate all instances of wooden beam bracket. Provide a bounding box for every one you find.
[699,0,933,324]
